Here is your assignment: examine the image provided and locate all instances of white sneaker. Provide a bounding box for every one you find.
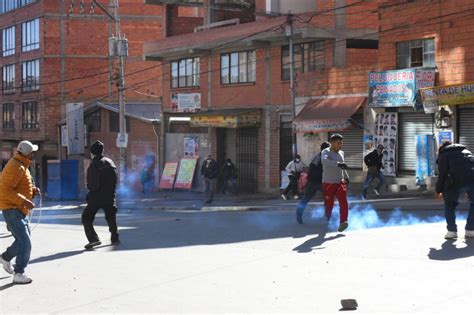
[0,256,14,274]
[465,230,474,238]
[281,194,287,200]
[445,231,458,239]
[293,195,299,200]
[373,188,380,196]
[13,273,32,284]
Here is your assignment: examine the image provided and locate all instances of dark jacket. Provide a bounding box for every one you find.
[201,159,219,179]
[307,153,323,184]
[364,150,383,170]
[87,155,117,205]
[221,162,237,179]
[436,144,474,193]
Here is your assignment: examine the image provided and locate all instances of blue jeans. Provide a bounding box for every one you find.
[222,177,237,194]
[443,184,474,232]
[1,208,32,274]
[362,171,384,196]
[296,182,322,216]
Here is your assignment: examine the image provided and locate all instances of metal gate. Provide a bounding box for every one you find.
[330,114,363,169]
[236,128,258,193]
[458,106,474,152]
[399,112,433,172]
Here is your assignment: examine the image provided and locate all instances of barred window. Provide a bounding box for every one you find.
[2,26,15,56]
[22,19,39,52]
[22,100,38,129]
[22,59,40,92]
[2,103,14,129]
[2,64,15,94]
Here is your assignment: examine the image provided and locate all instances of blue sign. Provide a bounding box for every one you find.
[438,130,453,146]
[368,69,435,107]
[415,134,436,186]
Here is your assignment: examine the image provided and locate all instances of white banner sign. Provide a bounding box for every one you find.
[66,102,84,155]
[172,93,201,112]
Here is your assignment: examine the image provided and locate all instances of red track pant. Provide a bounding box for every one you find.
[322,182,348,223]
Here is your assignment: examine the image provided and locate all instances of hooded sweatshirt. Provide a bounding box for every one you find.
[321,148,345,184]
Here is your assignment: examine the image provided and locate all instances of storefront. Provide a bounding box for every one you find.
[294,96,366,169]
[191,108,261,193]
[368,68,436,179]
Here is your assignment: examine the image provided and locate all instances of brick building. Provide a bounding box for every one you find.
[0,0,162,195]
[144,0,379,193]
[364,0,474,191]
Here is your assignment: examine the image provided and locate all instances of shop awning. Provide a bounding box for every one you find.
[294,96,366,133]
[190,108,261,128]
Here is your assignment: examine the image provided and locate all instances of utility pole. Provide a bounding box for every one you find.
[111,0,128,186]
[286,12,297,157]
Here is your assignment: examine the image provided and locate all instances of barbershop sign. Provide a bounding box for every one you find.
[368,69,435,107]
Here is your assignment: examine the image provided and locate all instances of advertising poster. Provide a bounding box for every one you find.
[184,136,199,157]
[374,113,397,176]
[175,158,198,189]
[158,162,179,190]
[368,69,435,107]
[66,102,84,155]
[415,134,436,186]
[438,130,453,146]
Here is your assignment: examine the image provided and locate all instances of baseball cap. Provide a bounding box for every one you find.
[17,140,39,155]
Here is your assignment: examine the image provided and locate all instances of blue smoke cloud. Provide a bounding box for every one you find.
[310,203,466,231]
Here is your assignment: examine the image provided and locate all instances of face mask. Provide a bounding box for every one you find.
[295,159,300,163]
[91,154,95,159]
[227,163,231,166]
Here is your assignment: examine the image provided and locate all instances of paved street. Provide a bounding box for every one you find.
[1,196,474,313]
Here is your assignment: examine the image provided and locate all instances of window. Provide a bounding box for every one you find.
[396,38,435,69]
[1,0,35,14]
[2,26,15,56]
[21,100,38,129]
[171,57,200,88]
[85,110,101,132]
[221,50,256,84]
[281,41,325,81]
[2,103,14,129]
[2,64,15,94]
[22,19,39,52]
[22,59,39,91]
[109,111,130,132]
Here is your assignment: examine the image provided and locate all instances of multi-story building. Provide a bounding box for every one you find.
[144,0,379,193]
[0,0,162,193]
[364,0,474,190]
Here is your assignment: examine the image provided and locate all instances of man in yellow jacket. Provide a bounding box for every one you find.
[0,140,40,284]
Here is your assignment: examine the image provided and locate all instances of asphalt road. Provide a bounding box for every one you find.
[1,199,473,313]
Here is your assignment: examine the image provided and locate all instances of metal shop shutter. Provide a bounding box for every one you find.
[398,112,433,172]
[330,115,364,169]
[459,107,474,152]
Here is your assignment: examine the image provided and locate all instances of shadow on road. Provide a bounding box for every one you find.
[0,282,15,291]
[428,239,474,261]
[29,250,85,265]
[293,225,345,253]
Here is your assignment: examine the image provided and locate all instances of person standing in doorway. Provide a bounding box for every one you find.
[82,140,120,249]
[201,154,219,204]
[221,158,237,195]
[282,154,305,200]
[321,134,350,232]
[361,144,385,199]
[295,142,330,224]
[0,140,40,284]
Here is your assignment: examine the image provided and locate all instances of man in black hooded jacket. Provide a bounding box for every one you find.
[82,140,120,249]
[436,141,474,239]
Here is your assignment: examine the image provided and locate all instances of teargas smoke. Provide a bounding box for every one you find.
[310,204,466,231]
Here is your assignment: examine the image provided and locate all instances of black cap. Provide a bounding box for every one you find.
[90,140,104,156]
